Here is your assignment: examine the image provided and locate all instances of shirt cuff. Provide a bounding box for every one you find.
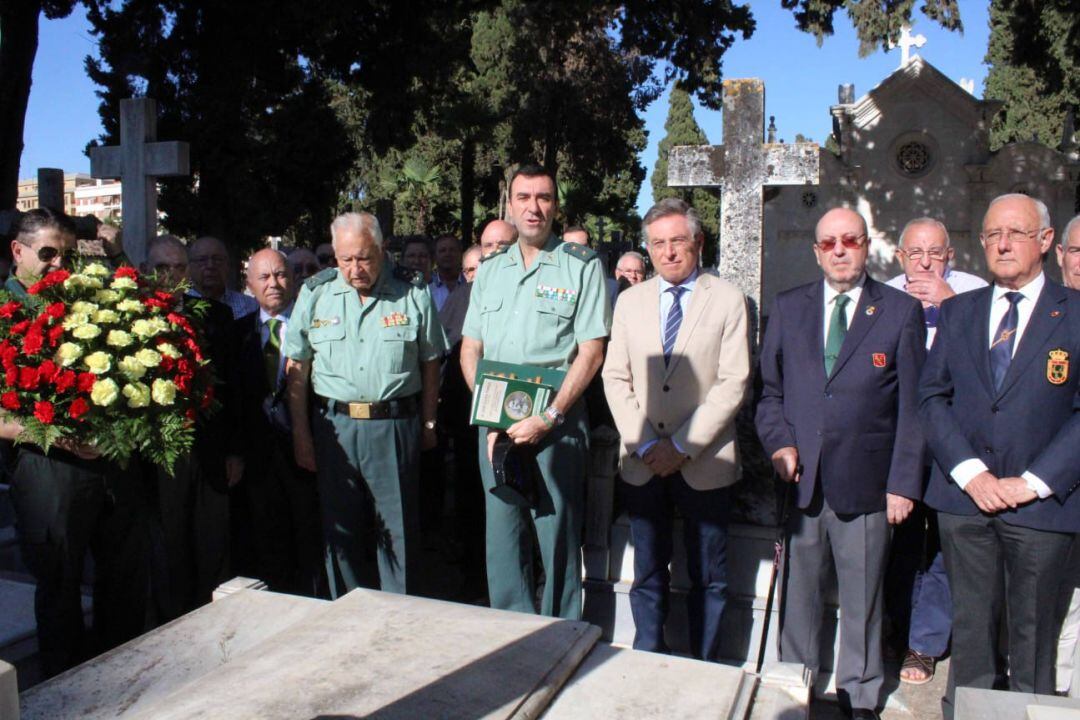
[1022,471,1054,499]
[637,439,659,458]
[950,458,989,489]
[670,438,687,456]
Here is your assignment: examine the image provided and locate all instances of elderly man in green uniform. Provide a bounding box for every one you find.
[460,164,611,620]
[284,211,446,598]
[1,208,148,677]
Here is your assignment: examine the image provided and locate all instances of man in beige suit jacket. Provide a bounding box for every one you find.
[602,198,750,660]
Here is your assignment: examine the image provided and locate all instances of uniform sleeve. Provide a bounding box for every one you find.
[462,263,487,341]
[573,257,612,343]
[282,284,315,361]
[416,285,448,362]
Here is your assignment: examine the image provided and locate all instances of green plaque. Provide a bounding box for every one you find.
[470,360,566,430]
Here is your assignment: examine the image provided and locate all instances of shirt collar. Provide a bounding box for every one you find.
[259,303,292,325]
[823,274,866,305]
[658,268,699,294]
[993,271,1045,304]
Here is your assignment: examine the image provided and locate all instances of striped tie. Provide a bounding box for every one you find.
[663,286,686,366]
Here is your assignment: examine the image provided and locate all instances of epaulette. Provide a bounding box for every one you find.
[561,241,597,262]
[481,244,510,263]
[304,267,337,290]
[392,264,425,287]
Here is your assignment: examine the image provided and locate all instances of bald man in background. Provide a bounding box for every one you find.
[479,219,517,258]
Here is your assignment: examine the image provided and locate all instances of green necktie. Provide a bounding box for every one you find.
[265,318,282,389]
[824,294,850,376]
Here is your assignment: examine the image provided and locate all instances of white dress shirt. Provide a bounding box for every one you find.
[259,306,291,387]
[949,272,1052,497]
[885,268,989,348]
[822,275,865,345]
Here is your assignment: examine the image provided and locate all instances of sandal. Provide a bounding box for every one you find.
[900,649,935,685]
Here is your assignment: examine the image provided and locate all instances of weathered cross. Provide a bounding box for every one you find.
[90,97,189,266]
[668,78,819,338]
[892,24,927,68]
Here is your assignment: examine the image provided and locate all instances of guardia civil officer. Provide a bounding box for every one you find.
[1,208,148,678]
[460,164,611,620]
[284,212,447,597]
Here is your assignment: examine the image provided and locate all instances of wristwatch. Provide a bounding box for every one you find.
[423,419,437,430]
[543,406,565,428]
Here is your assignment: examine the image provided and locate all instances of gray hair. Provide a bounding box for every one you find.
[146,234,188,257]
[330,212,383,248]
[987,193,1052,229]
[616,251,646,268]
[641,197,703,241]
[899,217,950,248]
[1062,214,1080,249]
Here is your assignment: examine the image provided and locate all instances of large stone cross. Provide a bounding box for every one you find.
[90,97,189,265]
[668,78,819,337]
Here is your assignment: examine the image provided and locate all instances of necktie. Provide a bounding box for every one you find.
[264,318,282,389]
[990,292,1022,391]
[824,294,851,376]
[924,305,940,328]
[663,286,686,366]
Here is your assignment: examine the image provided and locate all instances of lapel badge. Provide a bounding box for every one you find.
[872,352,887,368]
[865,305,876,316]
[1051,310,1063,318]
[1048,348,1070,385]
[312,319,325,329]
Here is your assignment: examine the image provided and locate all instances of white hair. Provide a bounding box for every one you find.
[330,212,383,248]
[616,251,646,268]
[1062,214,1080,249]
[987,193,1052,229]
[899,217,950,248]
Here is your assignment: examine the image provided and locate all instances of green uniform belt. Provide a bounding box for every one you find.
[316,394,419,420]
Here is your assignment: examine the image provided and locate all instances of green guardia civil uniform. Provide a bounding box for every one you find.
[462,235,611,619]
[283,263,447,598]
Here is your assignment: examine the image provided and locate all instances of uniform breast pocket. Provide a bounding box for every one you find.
[536,299,575,349]
[381,324,418,373]
[309,323,345,360]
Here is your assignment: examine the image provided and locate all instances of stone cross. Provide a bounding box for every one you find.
[893,24,927,68]
[667,78,819,338]
[90,97,189,265]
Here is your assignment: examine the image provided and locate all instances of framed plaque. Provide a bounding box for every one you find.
[470,360,566,430]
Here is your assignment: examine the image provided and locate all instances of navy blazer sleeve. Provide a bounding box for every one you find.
[887,297,928,500]
[1030,366,1080,500]
[755,296,796,456]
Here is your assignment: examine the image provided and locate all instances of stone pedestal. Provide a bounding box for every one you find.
[955,687,1080,720]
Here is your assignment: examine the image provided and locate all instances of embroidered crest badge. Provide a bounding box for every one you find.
[1048,348,1070,385]
[872,353,887,368]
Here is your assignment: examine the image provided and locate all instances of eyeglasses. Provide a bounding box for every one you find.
[648,237,694,251]
[20,243,68,263]
[902,248,948,262]
[815,234,867,252]
[980,228,1045,245]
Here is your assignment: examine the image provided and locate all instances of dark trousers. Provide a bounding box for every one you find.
[620,476,731,661]
[885,503,953,657]
[146,454,230,622]
[939,511,1072,718]
[10,449,148,678]
[780,488,889,712]
[239,439,324,597]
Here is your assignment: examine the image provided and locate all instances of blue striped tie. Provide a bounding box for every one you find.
[663,286,686,366]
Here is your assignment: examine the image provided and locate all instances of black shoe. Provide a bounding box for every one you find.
[851,710,880,720]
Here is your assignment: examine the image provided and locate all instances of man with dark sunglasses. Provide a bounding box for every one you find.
[6,207,74,295]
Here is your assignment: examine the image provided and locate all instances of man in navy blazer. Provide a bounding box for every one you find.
[920,194,1080,717]
[756,207,926,719]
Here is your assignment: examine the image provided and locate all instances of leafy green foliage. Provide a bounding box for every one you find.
[780,0,961,56]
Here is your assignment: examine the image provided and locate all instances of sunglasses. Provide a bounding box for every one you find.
[23,245,70,263]
[815,234,867,252]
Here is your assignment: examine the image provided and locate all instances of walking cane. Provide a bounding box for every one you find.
[755,474,794,674]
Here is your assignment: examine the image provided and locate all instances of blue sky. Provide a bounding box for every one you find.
[20,2,991,216]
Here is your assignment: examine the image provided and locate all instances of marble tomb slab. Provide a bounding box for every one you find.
[19,589,325,719]
[127,588,600,720]
[956,687,1080,720]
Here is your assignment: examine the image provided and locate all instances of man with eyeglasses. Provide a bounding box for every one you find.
[920,194,1080,718]
[187,235,258,320]
[756,207,926,720]
[5,207,75,296]
[883,218,986,686]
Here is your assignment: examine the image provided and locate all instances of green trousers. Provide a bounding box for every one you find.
[477,403,587,620]
[312,403,420,597]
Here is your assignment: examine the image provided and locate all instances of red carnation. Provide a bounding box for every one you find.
[0,342,17,371]
[185,408,197,422]
[174,374,190,393]
[47,323,64,346]
[25,281,44,295]
[22,328,44,356]
[10,320,30,336]
[45,302,66,320]
[43,270,70,286]
[38,360,58,383]
[17,367,39,391]
[160,355,175,372]
[115,266,138,280]
[76,372,96,393]
[1,392,19,411]
[68,397,89,420]
[0,301,21,319]
[33,400,54,425]
[143,296,170,310]
[4,369,16,387]
[54,370,76,394]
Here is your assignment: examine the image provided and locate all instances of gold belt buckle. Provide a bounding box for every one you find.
[348,402,372,419]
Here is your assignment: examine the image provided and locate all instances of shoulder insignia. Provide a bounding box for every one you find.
[304,267,337,290]
[392,264,425,287]
[560,241,597,262]
[480,244,510,263]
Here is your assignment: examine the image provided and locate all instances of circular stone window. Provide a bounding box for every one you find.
[896,141,931,177]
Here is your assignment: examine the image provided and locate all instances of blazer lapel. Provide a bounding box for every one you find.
[962,287,996,396]
[828,277,882,380]
[802,281,825,375]
[665,273,713,380]
[638,278,663,374]
[997,282,1067,398]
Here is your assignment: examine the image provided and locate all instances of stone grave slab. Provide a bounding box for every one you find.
[19,589,325,719]
[545,643,756,719]
[1,659,17,720]
[124,588,599,720]
[956,687,1080,720]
